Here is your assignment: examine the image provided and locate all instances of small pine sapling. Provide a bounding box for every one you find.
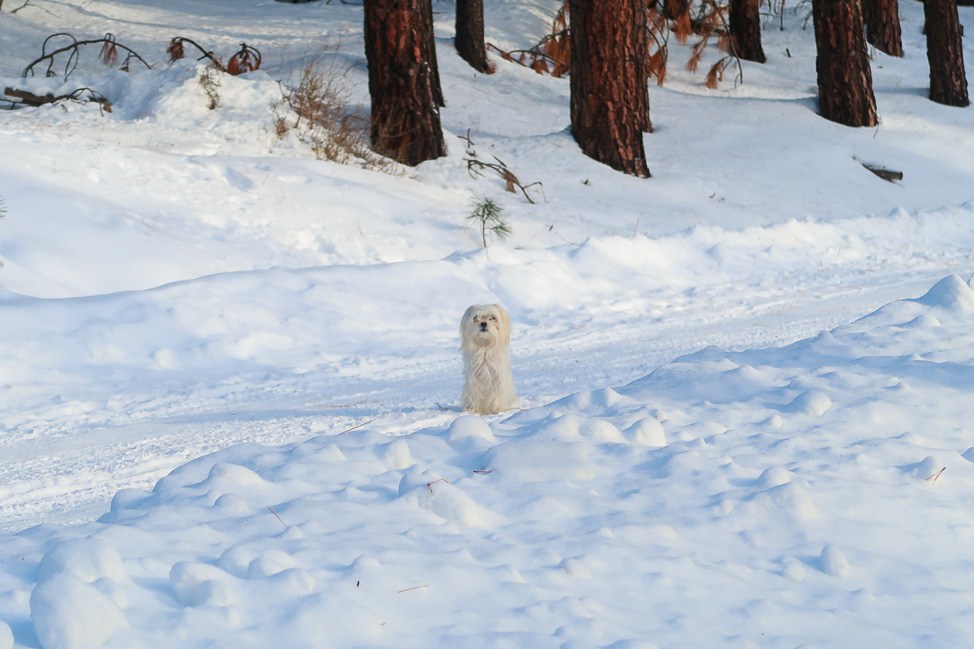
[468,196,511,248]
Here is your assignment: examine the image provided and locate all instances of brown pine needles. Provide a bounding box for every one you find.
[489,0,743,89]
[167,38,261,76]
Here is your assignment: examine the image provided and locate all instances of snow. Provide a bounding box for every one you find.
[1,0,973,647]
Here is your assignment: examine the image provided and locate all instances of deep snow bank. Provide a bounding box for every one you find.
[4,276,974,648]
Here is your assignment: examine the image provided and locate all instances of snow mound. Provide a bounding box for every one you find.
[911,274,974,313]
[37,538,126,586]
[30,574,129,649]
[398,467,489,527]
[446,415,496,445]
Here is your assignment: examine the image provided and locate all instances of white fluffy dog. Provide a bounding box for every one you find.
[460,304,518,415]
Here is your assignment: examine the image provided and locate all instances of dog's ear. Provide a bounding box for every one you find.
[461,304,476,327]
[494,304,511,344]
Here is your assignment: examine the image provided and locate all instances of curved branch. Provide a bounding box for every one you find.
[22,32,151,79]
[167,36,224,69]
[167,38,262,75]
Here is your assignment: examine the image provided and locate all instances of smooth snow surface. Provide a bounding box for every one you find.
[1,0,973,647]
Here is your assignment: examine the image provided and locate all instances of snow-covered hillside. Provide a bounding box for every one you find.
[1,0,973,647]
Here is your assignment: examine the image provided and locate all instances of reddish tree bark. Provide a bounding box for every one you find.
[455,0,491,73]
[729,0,767,63]
[812,0,878,127]
[924,0,969,106]
[569,0,651,177]
[864,0,903,57]
[418,0,444,107]
[363,0,446,166]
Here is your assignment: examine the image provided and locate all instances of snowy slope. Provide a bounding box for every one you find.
[1,0,973,646]
[4,276,974,648]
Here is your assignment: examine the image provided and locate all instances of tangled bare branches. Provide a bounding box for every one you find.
[0,0,33,14]
[461,131,543,204]
[167,38,262,75]
[21,33,151,79]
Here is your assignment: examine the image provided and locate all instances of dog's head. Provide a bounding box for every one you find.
[460,304,511,351]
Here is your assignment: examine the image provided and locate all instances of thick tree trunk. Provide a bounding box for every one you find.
[924,0,969,106]
[812,0,878,127]
[729,0,767,63]
[569,0,651,177]
[363,0,446,166]
[455,0,491,73]
[864,0,904,56]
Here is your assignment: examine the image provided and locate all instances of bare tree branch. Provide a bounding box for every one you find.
[22,33,151,79]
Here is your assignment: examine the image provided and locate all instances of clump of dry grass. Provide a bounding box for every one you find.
[275,54,396,172]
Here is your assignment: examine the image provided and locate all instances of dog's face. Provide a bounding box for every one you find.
[460,304,511,350]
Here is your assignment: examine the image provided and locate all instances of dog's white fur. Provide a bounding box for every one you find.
[460,304,517,415]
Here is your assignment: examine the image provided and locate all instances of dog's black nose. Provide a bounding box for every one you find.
[480,322,488,331]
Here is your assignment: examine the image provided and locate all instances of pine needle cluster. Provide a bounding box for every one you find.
[467,196,511,248]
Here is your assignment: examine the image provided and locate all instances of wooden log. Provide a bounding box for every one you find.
[3,87,57,106]
[3,86,111,111]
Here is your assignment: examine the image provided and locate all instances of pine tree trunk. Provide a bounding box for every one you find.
[455,0,491,73]
[418,0,445,107]
[924,0,970,106]
[569,0,651,177]
[864,0,904,56]
[729,0,767,62]
[363,0,446,166]
[812,0,879,127]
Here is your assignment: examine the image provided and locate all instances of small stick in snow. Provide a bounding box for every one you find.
[266,505,288,529]
[397,584,429,594]
[924,467,947,484]
[426,479,449,493]
[337,416,379,435]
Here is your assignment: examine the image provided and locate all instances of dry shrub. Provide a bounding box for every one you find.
[276,55,396,172]
[198,66,221,109]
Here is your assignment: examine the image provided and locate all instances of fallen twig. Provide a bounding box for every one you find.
[461,129,543,204]
[924,466,946,484]
[337,416,380,435]
[465,155,544,204]
[3,85,111,112]
[266,505,288,529]
[426,478,449,493]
